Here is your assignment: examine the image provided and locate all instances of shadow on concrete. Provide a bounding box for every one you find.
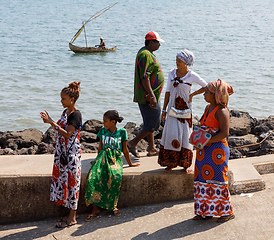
[71,202,176,237]
[131,218,220,240]
[0,201,175,239]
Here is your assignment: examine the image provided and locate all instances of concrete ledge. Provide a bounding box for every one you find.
[228,154,274,194]
[1,152,274,224]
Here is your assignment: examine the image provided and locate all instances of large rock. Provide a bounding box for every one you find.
[229,117,252,136]
[80,131,98,143]
[229,109,258,135]
[36,142,55,154]
[253,116,274,135]
[136,139,149,152]
[82,119,103,134]
[124,122,137,135]
[81,142,99,153]
[15,146,38,155]
[228,134,259,148]
[229,134,260,157]
[0,128,43,150]
[42,127,56,145]
[229,148,243,159]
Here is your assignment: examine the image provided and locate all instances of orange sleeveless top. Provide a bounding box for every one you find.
[200,105,220,129]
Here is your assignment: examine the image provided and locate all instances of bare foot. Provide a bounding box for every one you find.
[183,168,193,174]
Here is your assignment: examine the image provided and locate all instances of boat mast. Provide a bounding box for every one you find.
[70,2,118,44]
[83,21,88,47]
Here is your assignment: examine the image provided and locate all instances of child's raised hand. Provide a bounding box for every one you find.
[130,163,140,167]
[40,110,53,124]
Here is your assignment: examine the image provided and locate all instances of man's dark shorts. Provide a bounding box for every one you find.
[138,102,161,133]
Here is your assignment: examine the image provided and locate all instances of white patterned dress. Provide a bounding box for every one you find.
[50,110,82,210]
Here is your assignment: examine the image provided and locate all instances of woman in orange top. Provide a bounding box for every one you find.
[193,79,235,222]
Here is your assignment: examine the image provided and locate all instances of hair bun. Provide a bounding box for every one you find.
[69,81,81,91]
[117,116,124,123]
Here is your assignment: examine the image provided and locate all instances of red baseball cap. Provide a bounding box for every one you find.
[145,31,164,43]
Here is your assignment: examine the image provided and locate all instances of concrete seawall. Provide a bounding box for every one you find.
[1,152,274,224]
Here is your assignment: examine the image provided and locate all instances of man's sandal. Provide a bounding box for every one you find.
[128,146,140,158]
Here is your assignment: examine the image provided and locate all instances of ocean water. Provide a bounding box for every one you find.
[1,0,274,133]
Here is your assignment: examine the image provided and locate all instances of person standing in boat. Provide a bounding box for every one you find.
[128,31,165,158]
[95,37,106,49]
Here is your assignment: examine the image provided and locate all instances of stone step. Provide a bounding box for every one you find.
[1,152,274,224]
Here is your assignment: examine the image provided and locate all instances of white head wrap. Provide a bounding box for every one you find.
[176,49,195,66]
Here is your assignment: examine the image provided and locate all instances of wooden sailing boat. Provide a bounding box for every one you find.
[69,2,118,53]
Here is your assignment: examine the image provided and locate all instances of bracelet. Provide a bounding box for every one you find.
[162,109,167,113]
[150,96,154,99]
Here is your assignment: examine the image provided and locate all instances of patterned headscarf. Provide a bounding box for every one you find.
[207,79,234,106]
[176,49,195,66]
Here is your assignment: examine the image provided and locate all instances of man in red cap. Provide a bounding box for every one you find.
[128,31,165,158]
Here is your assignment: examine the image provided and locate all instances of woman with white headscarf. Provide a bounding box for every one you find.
[158,49,207,173]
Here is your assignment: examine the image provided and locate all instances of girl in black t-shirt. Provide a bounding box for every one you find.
[40,81,82,228]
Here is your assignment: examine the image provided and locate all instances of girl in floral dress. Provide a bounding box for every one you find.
[84,110,139,221]
[40,81,82,228]
[158,49,207,173]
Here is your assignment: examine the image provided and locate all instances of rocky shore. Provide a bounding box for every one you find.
[0,109,274,159]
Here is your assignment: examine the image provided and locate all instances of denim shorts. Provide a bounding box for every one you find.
[138,102,161,133]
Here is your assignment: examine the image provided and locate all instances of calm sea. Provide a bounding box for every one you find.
[1,0,274,132]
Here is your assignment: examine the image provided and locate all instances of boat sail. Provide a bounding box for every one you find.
[69,2,118,53]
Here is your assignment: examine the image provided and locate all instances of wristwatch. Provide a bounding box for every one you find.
[55,125,59,130]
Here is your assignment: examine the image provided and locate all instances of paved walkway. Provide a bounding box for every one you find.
[1,172,274,240]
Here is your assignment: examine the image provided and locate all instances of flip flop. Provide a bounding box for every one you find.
[147,151,159,157]
[56,220,77,228]
[128,146,140,158]
[217,214,235,222]
[113,209,121,217]
[85,213,98,222]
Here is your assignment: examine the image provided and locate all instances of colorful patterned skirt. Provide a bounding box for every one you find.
[158,145,193,169]
[85,148,123,210]
[158,96,193,169]
[194,139,233,217]
[50,152,81,210]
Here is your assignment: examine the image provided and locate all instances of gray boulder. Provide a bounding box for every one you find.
[229,117,252,136]
[253,116,274,135]
[42,127,56,145]
[80,131,98,143]
[228,134,259,148]
[81,142,99,153]
[124,122,137,135]
[82,119,103,134]
[229,148,243,159]
[36,142,55,154]
[0,128,43,150]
